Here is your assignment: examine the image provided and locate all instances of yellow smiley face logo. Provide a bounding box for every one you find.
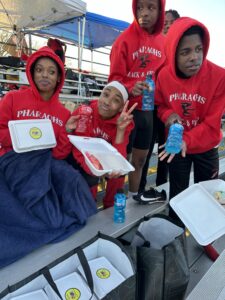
[96,268,110,279]
[29,127,42,139]
[65,288,81,300]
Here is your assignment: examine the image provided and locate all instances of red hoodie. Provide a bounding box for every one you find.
[156,17,225,154]
[108,0,166,110]
[71,100,134,175]
[0,46,71,159]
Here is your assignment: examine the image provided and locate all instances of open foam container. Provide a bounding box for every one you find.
[68,135,134,176]
[170,179,225,245]
[8,119,56,153]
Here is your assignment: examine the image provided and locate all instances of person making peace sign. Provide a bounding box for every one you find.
[66,81,137,209]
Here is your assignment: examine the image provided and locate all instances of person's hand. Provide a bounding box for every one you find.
[65,115,80,133]
[131,81,149,97]
[117,101,137,131]
[165,113,183,128]
[158,141,187,163]
[105,171,122,179]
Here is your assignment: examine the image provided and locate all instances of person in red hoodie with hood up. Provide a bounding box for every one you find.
[157,17,225,261]
[66,81,137,209]
[109,0,166,200]
[0,46,71,159]
[0,47,97,267]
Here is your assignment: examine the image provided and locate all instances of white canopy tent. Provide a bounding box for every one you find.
[0,0,87,95]
[0,0,86,58]
[0,0,86,31]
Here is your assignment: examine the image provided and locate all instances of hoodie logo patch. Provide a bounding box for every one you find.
[181,102,195,116]
[139,54,151,68]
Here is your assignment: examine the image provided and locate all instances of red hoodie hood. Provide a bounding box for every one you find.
[165,17,210,78]
[132,0,165,35]
[26,46,65,101]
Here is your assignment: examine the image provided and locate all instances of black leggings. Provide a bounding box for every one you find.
[127,110,153,153]
[139,108,168,192]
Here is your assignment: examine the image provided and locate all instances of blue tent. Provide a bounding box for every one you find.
[30,12,130,49]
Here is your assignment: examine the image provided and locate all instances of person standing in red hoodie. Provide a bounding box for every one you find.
[109,0,166,200]
[138,8,180,196]
[66,81,136,208]
[157,17,225,260]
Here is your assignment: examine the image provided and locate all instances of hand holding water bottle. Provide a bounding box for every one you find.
[165,113,182,127]
[159,114,187,163]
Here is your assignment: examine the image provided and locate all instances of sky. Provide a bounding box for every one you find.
[84,0,225,67]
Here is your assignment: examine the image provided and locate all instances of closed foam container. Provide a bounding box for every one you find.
[170,179,225,245]
[78,256,125,299]
[68,135,134,176]
[54,272,94,300]
[8,119,56,153]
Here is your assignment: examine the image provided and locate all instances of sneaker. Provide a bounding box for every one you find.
[133,188,167,204]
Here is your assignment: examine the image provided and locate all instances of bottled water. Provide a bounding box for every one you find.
[165,123,184,154]
[142,74,155,111]
[113,190,126,223]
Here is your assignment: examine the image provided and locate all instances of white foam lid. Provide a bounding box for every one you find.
[78,256,125,299]
[8,119,56,153]
[170,180,225,245]
[54,272,94,300]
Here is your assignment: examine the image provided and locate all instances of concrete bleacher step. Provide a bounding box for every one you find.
[185,233,225,298]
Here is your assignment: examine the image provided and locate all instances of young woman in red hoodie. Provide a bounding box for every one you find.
[0,47,97,267]
[66,81,136,208]
[0,46,71,159]
[157,17,225,261]
[109,0,166,199]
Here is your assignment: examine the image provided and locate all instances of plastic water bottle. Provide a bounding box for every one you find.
[75,105,92,134]
[165,123,184,154]
[114,189,126,223]
[142,74,155,111]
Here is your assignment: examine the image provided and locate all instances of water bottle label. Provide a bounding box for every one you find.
[115,195,126,206]
[114,193,126,223]
[142,76,155,111]
[76,105,93,134]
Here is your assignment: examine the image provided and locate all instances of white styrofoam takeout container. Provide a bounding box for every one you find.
[170,180,225,245]
[199,179,225,203]
[68,135,134,176]
[54,271,94,300]
[8,119,56,153]
[78,256,125,299]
